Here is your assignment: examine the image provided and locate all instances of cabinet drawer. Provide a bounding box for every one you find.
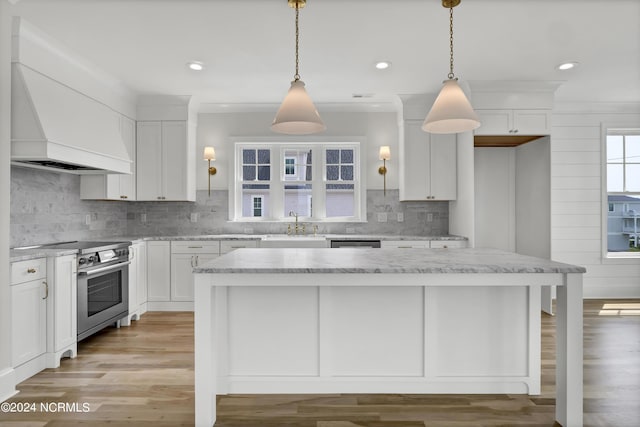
[171,241,220,255]
[430,240,467,249]
[220,240,259,254]
[381,241,430,249]
[11,258,47,285]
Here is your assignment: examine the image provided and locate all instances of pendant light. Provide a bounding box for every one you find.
[272,0,326,135]
[423,0,480,134]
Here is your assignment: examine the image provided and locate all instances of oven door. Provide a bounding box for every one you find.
[77,262,129,341]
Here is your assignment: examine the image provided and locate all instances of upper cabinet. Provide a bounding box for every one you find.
[474,109,551,136]
[137,120,196,201]
[80,115,137,200]
[399,120,457,201]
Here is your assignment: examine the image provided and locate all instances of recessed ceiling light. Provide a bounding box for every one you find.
[375,61,391,70]
[187,61,204,71]
[557,62,578,71]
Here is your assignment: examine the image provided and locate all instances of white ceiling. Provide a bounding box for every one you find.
[8,0,640,108]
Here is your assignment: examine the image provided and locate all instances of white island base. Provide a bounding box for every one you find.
[194,248,584,427]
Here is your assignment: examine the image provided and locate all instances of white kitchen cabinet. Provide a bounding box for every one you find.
[220,240,259,253]
[147,241,171,303]
[123,241,147,326]
[137,120,195,201]
[381,240,467,249]
[47,254,77,368]
[79,115,137,200]
[170,241,220,303]
[10,258,48,383]
[474,109,551,136]
[400,120,457,201]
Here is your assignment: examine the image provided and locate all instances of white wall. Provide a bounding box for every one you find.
[552,103,640,298]
[196,110,399,192]
[0,0,16,402]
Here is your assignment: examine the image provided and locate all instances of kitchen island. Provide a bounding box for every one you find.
[193,248,585,427]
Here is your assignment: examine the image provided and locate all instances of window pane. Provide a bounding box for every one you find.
[626,164,640,191]
[242,184,269,190]
[258,149,270,164]
[607,136,624,162]
[284,150,312,181]
[607,164,623,192]
[243,165,256,181]
[326,183,354,217]
[341,165,354,180]
[626,136,640,163]
[284,184,312,217]
[243,149,256,164]
[241,186,269,218]
[326,165,339,181]
[326,149,339,164]
[257,166,270,181]
[341,149,354,163]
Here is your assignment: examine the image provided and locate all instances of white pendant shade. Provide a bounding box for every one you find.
[272,80,326,135]
[422,79,480,134]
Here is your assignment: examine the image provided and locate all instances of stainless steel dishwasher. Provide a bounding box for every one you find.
[330,239,381,248]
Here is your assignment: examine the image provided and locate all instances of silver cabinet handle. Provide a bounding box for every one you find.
[188,246,203,249]
[42,281,48,300]
[190,256,195,268]
[27,268,36,274]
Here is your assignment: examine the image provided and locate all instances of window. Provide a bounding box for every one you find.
[605,131,640,254]
[232,142,363,221]
[252,196,263,217]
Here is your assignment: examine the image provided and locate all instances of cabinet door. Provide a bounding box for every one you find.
[137,121,163,201]
[147,241,171,301]
[50,255,77,352]
[136,242,148,307]
[430,133,457,200]
[400,120,431,200]
[118,116,136,200]
[512,110,550,135]
[162,121,190,201]
[474,110,512,135]
[171,254,196,302]
[11,279,47,366]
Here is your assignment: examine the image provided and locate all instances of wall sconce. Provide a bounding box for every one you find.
[204,146,217,196]
[378,146,390,196]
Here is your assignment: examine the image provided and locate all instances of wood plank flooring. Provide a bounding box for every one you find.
[1,300,638,426]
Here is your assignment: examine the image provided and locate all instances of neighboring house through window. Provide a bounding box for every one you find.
[605,131,640,253]
[232,142,364,221]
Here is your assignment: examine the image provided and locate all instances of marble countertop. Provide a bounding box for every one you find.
[194,247,586,274]
[10,234,467,262]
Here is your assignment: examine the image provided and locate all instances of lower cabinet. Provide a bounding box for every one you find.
[123,241,148,326]
[381,240,468,249]
[10,258,48,383]
[146,239,259,311]
[47,254,78,368]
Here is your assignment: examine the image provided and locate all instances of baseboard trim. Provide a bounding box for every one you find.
[0,367,17,403]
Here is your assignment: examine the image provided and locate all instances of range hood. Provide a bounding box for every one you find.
[11,63,132,174]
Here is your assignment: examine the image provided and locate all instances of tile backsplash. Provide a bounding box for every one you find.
[10,167,449,247]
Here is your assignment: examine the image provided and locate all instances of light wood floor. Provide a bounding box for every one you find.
[1,300,638,426]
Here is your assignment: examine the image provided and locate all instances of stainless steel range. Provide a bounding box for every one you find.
[39,241,131,341]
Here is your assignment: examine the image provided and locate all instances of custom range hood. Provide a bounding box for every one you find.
[10,18,132,175]
[11,64,131,174]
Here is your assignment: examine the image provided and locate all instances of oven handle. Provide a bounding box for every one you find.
[78,261,131,276]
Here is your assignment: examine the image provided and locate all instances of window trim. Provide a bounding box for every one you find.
[601,123,640,259]
[229,137,367,223]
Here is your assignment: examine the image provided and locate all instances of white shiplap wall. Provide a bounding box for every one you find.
[551,103,640,298]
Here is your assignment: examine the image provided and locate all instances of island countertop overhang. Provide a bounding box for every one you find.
[193,247,586,275]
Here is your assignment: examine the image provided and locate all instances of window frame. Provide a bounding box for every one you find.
[230,138,367,222]
[251,195,264,217]
[601,125,640,259]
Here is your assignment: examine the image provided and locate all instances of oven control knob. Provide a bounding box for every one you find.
[79,257,87,265]
[88,256,96,263]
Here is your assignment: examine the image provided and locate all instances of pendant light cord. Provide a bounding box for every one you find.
[294,4,301,81]
[448,6,455,80]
